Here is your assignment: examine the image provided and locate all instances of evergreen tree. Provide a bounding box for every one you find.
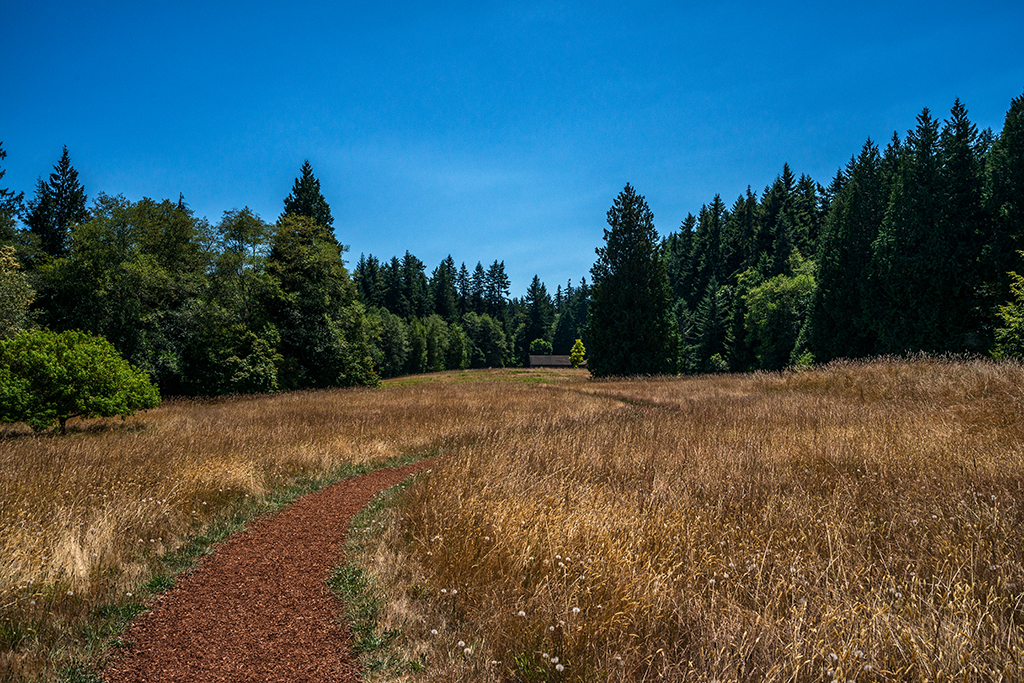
[810,140,885,361]
[693,278,730,372]
[456,262,471,313]
[870,108,943,353]
[354,253,384,308]
[429,255,460,322]
[24,146,88,258]
[523,274,555,352]
[401,251,430,318]
[484,260,510,317]
[664,213,696,302]
[266,215,375,389]
[0,142,25,245]
[985,90,1024,313]
[281,160,334,232]
[470,262,486,313]
[587,184,678,376]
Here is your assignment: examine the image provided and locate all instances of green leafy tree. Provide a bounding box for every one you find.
[0,328,160,433]
[529,338,553,355]
[744,255,817,370]
[993,253,1024,359]
[0,246,34,338]
[569,338,585,368]
[587,184,678,376]
[461,312,508,368]
[24,146,88,258]
[281,160,334,231]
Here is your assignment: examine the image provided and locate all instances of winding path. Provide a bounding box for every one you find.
[102,461,430,683]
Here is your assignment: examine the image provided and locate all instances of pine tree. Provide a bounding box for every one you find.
[24,146,88,258]
[985,90,1024,314]
[810,140,886,361]
[484,260,510,317]
[281,160,334,232]
[430,255,460,322]
[0,142,25,244]
[587,184,678,376]
[870,108,942,353]
[523,275,555,350]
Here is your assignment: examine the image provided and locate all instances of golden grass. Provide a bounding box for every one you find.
[0,372,582,681]
[5,359,1024,682]
[352,358,1024,681]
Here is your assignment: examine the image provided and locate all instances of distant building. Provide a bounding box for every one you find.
[528,355,584,368]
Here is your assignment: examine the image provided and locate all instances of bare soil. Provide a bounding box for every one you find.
[102,461,430,683]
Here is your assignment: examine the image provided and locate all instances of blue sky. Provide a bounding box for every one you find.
[2,1,1023,297]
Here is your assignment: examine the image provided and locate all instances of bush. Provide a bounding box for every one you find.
[0,328,160,433]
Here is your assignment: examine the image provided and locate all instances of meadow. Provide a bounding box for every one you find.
[352,359,1024,681]
[2,359,1024,681]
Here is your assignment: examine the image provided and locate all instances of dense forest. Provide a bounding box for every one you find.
[1,91,1022,395]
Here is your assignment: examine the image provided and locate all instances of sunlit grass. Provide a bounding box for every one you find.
[352,357,1024,681]
[1,377,578,681]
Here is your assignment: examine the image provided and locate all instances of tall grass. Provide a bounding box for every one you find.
[353,358,1024,681]
[0,372,578,681]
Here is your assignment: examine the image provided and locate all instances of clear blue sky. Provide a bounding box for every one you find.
[2,1,1023,297]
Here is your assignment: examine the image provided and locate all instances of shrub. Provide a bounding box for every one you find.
[0,328,160,432]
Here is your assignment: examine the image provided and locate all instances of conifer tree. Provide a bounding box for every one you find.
[0,142,24,244]
[811,140,885,361]
[281,160,334,232]
[985,90,1024,310]
[24,146,87,258]
[587,184,678,376]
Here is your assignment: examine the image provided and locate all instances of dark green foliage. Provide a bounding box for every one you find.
[523,275,555,352]
[985,90,1024,311]
[0,328,160,433]
[551,279,588,354]
[691,279,730,373]
[429,256,460,322]
[810,140,886,361]
[24,146,88,258]
[281,160,334,231]
[588,184,678,377]
[461,311,509,368]
[266,215,377,389]
[0,141,25,244]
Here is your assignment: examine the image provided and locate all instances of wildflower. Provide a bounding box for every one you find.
[518,610,526,617]
[556,663,564,672]
[572,606,580,615]
[458,640,466,648]
[551,656,559,664]
[430,629,438,635]
[542,653,549,659]
[464,648,472,656]
[441,589,447,594]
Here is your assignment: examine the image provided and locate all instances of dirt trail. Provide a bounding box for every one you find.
[102,460,430,683]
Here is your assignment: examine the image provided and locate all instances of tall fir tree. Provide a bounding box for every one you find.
[870,108,943,353]
[810,140,886,361]
[984,90,1024,313]
[24,146,88,258]
[0,142,25,245]
[587,184,678,376]
[281,160,334,233]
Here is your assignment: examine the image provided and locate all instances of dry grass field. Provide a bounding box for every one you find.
[352,358,1024,681]
[3,359,1024,682]
[0,370,577,681]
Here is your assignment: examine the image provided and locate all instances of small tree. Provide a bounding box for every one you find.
[993,253,1024,359]
[530,338,553,355]
[0,329,160,433]
[570,338,586,368]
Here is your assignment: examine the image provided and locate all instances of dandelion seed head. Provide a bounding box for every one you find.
[457,640,465,648]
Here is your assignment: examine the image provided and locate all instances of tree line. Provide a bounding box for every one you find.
[2,89,1023,401]
[589,92,1024,376]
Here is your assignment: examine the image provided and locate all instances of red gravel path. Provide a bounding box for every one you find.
[102,461,430,683]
